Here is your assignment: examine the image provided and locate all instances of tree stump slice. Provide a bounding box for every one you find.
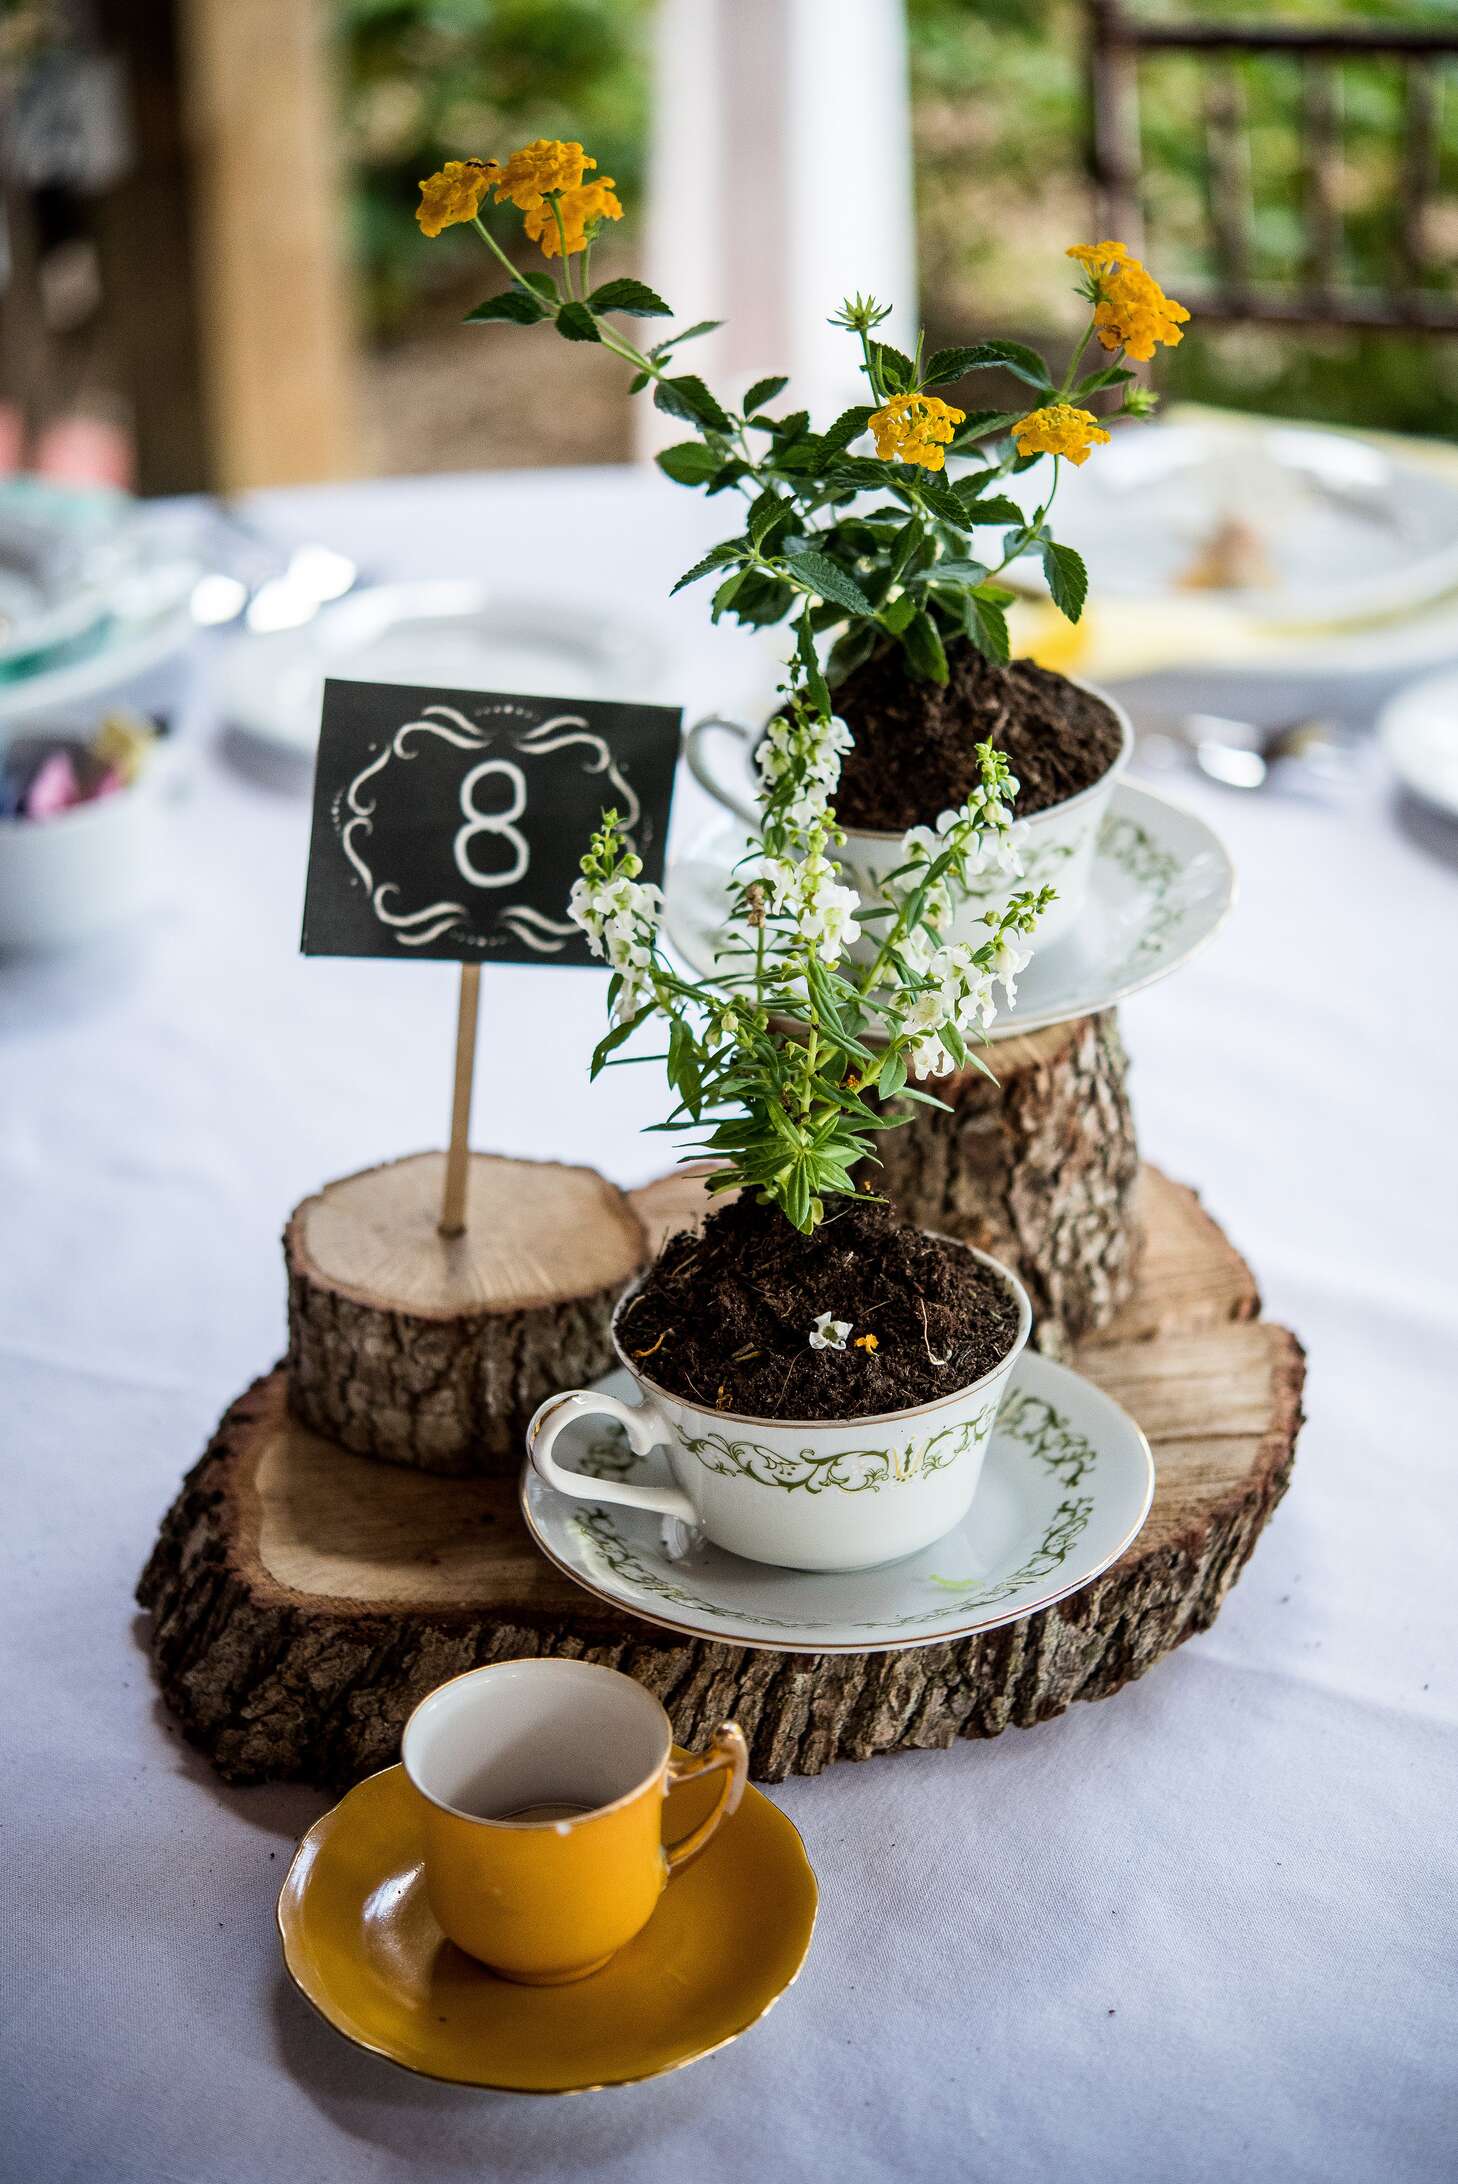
[284,1151,646,1477]
[871,1009,1141,1356]
[140,1166,1303,1787]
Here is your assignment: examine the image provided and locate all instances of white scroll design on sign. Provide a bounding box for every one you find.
[338,704,643,951]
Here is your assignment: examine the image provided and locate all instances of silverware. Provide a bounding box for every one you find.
[189,505,362,632]
[1134,710,1358,794]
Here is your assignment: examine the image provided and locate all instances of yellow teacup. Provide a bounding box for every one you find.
[400,1658,748,1985]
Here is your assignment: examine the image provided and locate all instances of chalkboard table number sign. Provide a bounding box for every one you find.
[281,677,681,1475]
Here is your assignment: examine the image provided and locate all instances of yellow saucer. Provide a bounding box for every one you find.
[277,1758,817,2093]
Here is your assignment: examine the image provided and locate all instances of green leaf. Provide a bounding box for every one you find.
[655,440,724,486]
[954,489,1025,526]
[967,594,1012,664]
[938,340,1052,390]
[653,375,732,432]
[783,551,875,619]
[464,290,544,325]
[879,593,916,635]
[627,371,650,395]
[826,623,878,686]
[768,408,811,443]
[914,477,974,527]
[1042,539,1089,624]
[743,374,789,412]
[796,610,831,716]
[671,542,742,593]
[928,558,989,587]
[887,517,925,587]
[705,460,750,496]
[900,608,949,683]
[588,277,672,317]
[749,491,791,548]
[589,1011,641,1077]
[877,1050,909,1099]
[872,342,914,393]
[820,405,877,454]
[710,568,747,622]
[950,409,1024,444]
[729,572,796,627]
[826,455,896,490]
[661,317,723,348]
[920,345,988,390]
[555,301,601,343]
[1071,363,1134,397]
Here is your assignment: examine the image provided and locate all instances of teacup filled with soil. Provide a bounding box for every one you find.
[527,1195,1031,1573]
[686,648,1131,955]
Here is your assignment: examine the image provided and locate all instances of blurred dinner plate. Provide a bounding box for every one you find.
[213,580,666,757]
[1379,668,1458,822]
[1015,420,1458,630]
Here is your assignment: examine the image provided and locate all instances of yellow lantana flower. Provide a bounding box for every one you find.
[494,138,593,211]
[869,392,966,472]
[1067,240,1131,270]
[1011,403,1112,467]
[415,159,499,238]
[1094,258,1190,361]
[523,176,623,258]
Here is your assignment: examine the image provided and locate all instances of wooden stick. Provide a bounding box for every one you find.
[439,965,480,1238]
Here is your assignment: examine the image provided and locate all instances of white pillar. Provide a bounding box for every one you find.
[641,0,917,446]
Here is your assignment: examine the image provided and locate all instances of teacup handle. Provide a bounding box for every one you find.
[526,1389,697,1525]
[664,1724,749,1874]
[684,714,759,826]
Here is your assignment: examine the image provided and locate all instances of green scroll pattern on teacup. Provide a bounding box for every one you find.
[995,1388,1099,1486]
[673,1402,999,1496]
[1098,811,1184,972]
[568,1492,1096,1635]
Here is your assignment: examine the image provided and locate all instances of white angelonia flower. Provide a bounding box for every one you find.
[984,928,1032,1006]
[809,1312,851,1351]
[904,987,948,1038]
[799,878,861,964]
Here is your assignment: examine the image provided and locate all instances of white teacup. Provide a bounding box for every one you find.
[684,681,1132,953]
[527,1246,1031,1573]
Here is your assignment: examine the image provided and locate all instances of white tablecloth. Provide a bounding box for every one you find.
[5,468,1456,2184]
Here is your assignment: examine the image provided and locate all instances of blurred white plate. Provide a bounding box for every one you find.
[664,783,1234,1039]
[1379,668,1458,822]
[1010,421,1458,630]
[214,580,665,757]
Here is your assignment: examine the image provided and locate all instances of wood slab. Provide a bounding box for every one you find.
[285,1151,646,1475]
[874,1011,1142,1354]
[139,1167,1302,1786]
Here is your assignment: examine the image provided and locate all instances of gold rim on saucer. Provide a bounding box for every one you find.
[276,1758,817,2093]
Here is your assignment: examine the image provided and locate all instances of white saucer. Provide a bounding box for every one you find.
[664,782,1234,1039]
[1379,667,1458,823]
[519,1352,1153,1654]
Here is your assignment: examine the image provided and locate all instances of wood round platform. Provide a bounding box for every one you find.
[285,1151,646,1475]
[139,1167,1303,1787]
[875,1010,1142,1355]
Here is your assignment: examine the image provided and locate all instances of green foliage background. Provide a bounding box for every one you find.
[339,0,1458,435]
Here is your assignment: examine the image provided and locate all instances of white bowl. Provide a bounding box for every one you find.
[0,749,176,951]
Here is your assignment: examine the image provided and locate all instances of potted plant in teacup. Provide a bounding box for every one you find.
[676,246,1191,952]
[414,162,1187,955]
[525,685,1047,1574]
